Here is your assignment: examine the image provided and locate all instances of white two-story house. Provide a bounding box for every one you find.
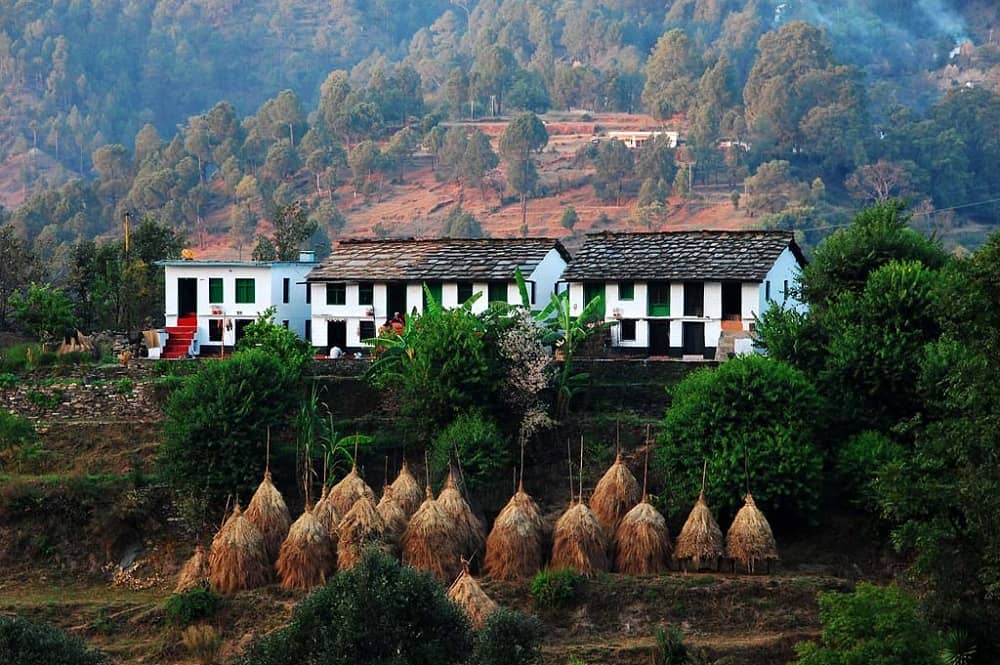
[160,252,317,358]
[306,238,570,352]
[562,231,806,360]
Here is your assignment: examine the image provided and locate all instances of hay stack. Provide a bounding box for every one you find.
[390,460,423,517]
[437,468,486,558]
[208,504,269,594]
[448,565,498,629]
[725,494,778,573]
[244,471,291,563]
[613,499,671,575]
[484,483,545,580]
[337,496,386,571]
[276,507,335,590]
[550,501,609,576]
[589,452,640,534]
[402,488,464,583]
[313,485,341,537]
[174,544,209,593]
[328,465,376,517]
[674,491,723,571]
[376,486,408,554]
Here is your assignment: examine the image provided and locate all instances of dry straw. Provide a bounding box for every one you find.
[390,459,423,518]
[276,507,335,590]
[725,494,778,573]
[337,496,386,571]
[174,544,209,593]
[589,451,641,534]
[402,487,464,583]
[377,485,409,554]
[551,502,609,576]
[448,564,498,629]
[437,467,486,559]
[675,464,724,572]
[613,448,671,575]
[208,504,269,594]
[484,482,545,580]
[244,471,291,563]
[313,485,341,539]
[328,464,376,517]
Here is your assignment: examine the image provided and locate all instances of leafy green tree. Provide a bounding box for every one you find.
[593,139,633,205]
[234,551,471,665]
[270,202,318,262]
[792,584,941,665]
[11,283,76,342]
[654,355,825,523]
[642,29,702,120]
[236,307,313,372]
[499,113,548,230]
[441,205,484,239]
[469,608,543,665]
[430,412,508,493]
[560,206,578,230]
[471,45,518,116]
[386,126,421,183]
[0,225,39,330]
[462,129,499,198]
[0,615,109,665]
[160,349,301,509]
[635,134,677,186]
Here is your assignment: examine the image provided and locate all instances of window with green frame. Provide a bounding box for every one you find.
[618,281,635,301]
[647,281,670,316]
[235,278,255,304]
[326,283,346,305]
[488,282,508,304]
[209,278,223,304]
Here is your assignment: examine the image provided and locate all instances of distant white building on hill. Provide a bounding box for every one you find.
[606,130,680,149]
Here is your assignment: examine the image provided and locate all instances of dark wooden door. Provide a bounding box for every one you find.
[649,321,670,355]
[682,322,705,356]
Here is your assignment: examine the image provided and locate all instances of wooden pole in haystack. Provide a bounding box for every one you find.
[175,544,209,593]
[725,447,778,573]
[613,448,671,575]
[402,486,464,583]
[245,468,291,564]
[674,461,723,573]
[447,563,499,629]
[313,484,341,539]
[337,495,386,571]
[377,485,409,556]
[328,460,376,517]
[437,466,486,560]
[390,458,423,518]
[484,478,545,580]
[208,503,269,594]
[276,505,335,590]
[551,437,609,576]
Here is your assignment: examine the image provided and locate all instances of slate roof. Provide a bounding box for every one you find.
[561,231,804,281]
[307,238,570,282]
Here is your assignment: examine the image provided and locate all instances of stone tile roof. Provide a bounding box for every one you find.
[307,237,570,282]
[562,231,804,281]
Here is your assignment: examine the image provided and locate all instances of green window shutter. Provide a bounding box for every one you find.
[235,278,255,304]
[584,283,605,314]
[488,282,507,303]
[647,282,670,317]
[209,278,223,304]
[618,281,634,301]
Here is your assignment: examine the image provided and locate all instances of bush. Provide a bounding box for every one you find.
[654,355,825,523]
[115,378,134,395]
[180,624,221,665]
[165,584,220,626]
[236,307,313,373]
[11,283,77,343]
[0,409,36,450]
[159,348,300,510]
[792,583,942,665]
[0,615,109,664]
[652,626,707,665]
[233,551,471,665]
[834,431,904,511]
[530,568,582,609]
[469,607,543,665]
[430,412,508,492]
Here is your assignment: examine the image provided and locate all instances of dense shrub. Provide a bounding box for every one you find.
[792,583,942,665]
[0,615,108,665]
[164,584,220,626]
[469,608,543,665]
[530,568,582,609]
[430,412,508,492]
[233,551,470,665]
[159,349,300,509]
[834,431,903,511]
[0,409,36,450]
[654,355,825,523]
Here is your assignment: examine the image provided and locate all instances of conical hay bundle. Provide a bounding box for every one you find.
[313,486,341,540]
[447,567,498,629]
[402,489,464,583]
[244,471,291,563]
[613,501,671,575]
[328,467,376,517]
[390,460,423,518]
[589,453,641,534]
[484,486,545,580]
[208,505,269,594]
[174,544,209,593]
[550,502,609,577]
[437,469,486,558]
[276,508,335,590]
[725,494,778,572]
[675,492,723,568]
[337,496,386,571]
[377,487,409,552]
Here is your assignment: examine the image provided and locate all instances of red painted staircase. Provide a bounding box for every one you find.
[163,314,198,359]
